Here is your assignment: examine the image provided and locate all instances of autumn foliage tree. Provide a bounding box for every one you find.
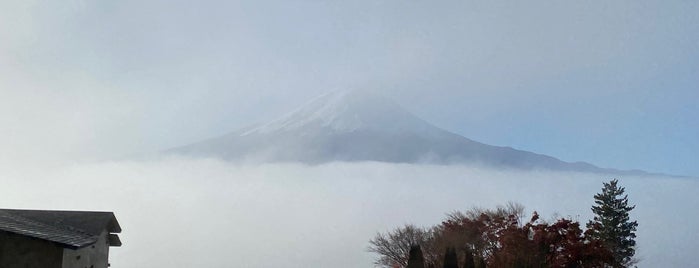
[370,180,639,268]
[440,210,612,268]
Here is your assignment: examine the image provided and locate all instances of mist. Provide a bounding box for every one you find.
[1,158,694,267]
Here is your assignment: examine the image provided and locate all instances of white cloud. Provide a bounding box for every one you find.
[1,158,694,267]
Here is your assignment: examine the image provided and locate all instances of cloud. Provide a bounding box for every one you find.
[1,158,695,267]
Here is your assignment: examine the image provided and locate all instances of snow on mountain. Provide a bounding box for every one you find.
[241,90,442,137]
[166,90,651,175]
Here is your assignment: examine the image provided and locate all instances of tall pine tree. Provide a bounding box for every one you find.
[462,248,475,268]
[407,245,426,268]
[587,179,638,267]
[442,247,459,268]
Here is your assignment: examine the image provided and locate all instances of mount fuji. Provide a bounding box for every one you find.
[166,90,649,175]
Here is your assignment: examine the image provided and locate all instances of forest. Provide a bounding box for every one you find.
[368,179,638,268]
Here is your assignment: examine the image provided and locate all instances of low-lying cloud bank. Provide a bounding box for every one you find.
[1,158,696,267]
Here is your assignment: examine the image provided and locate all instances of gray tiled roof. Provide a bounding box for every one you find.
[0,209,121,249]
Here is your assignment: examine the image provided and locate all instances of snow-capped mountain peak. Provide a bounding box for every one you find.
[167,90,653,175]
[241,89,438,136]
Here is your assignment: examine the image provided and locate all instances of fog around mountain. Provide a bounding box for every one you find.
[1,158,695,267]
[0,89,688,268]
[168,90,652,176]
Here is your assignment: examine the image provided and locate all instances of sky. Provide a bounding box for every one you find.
[1,0,698,176]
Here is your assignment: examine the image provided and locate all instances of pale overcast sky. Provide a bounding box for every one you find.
[1,0,697,176]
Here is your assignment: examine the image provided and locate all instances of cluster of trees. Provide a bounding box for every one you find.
[369,179,638,268]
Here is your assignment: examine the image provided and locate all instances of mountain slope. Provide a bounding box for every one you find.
[166,90,648,174]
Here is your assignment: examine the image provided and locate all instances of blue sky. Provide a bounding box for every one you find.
[1,0,697,176]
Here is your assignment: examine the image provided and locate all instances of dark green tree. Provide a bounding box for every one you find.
[587,179,638,267]
[407,245,426,268]
[474,257,486,268]
[442,247,459,268]
[462,247,475,268]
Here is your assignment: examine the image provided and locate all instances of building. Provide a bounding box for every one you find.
[0,209,122,268]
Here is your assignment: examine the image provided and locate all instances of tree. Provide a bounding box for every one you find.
[462,247,475,268]
[529,217,613,267]
[407,245,426,268]
[440,203,527,264]
[442,247,459,268]
[370,202,616,268]
[369,225,436,267]
[587,179,638,267]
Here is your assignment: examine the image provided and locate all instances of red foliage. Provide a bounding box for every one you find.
[440,213,613,268]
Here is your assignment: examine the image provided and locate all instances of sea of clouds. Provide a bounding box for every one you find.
[1,157,696,267]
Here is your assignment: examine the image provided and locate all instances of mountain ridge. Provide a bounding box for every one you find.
[166,90,658,176]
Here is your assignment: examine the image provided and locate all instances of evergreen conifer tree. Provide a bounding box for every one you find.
[474,258,486,268]
[462,248,475,268]
[407,245,426,268]
[443,247,459,268]
[587,179,638,267]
